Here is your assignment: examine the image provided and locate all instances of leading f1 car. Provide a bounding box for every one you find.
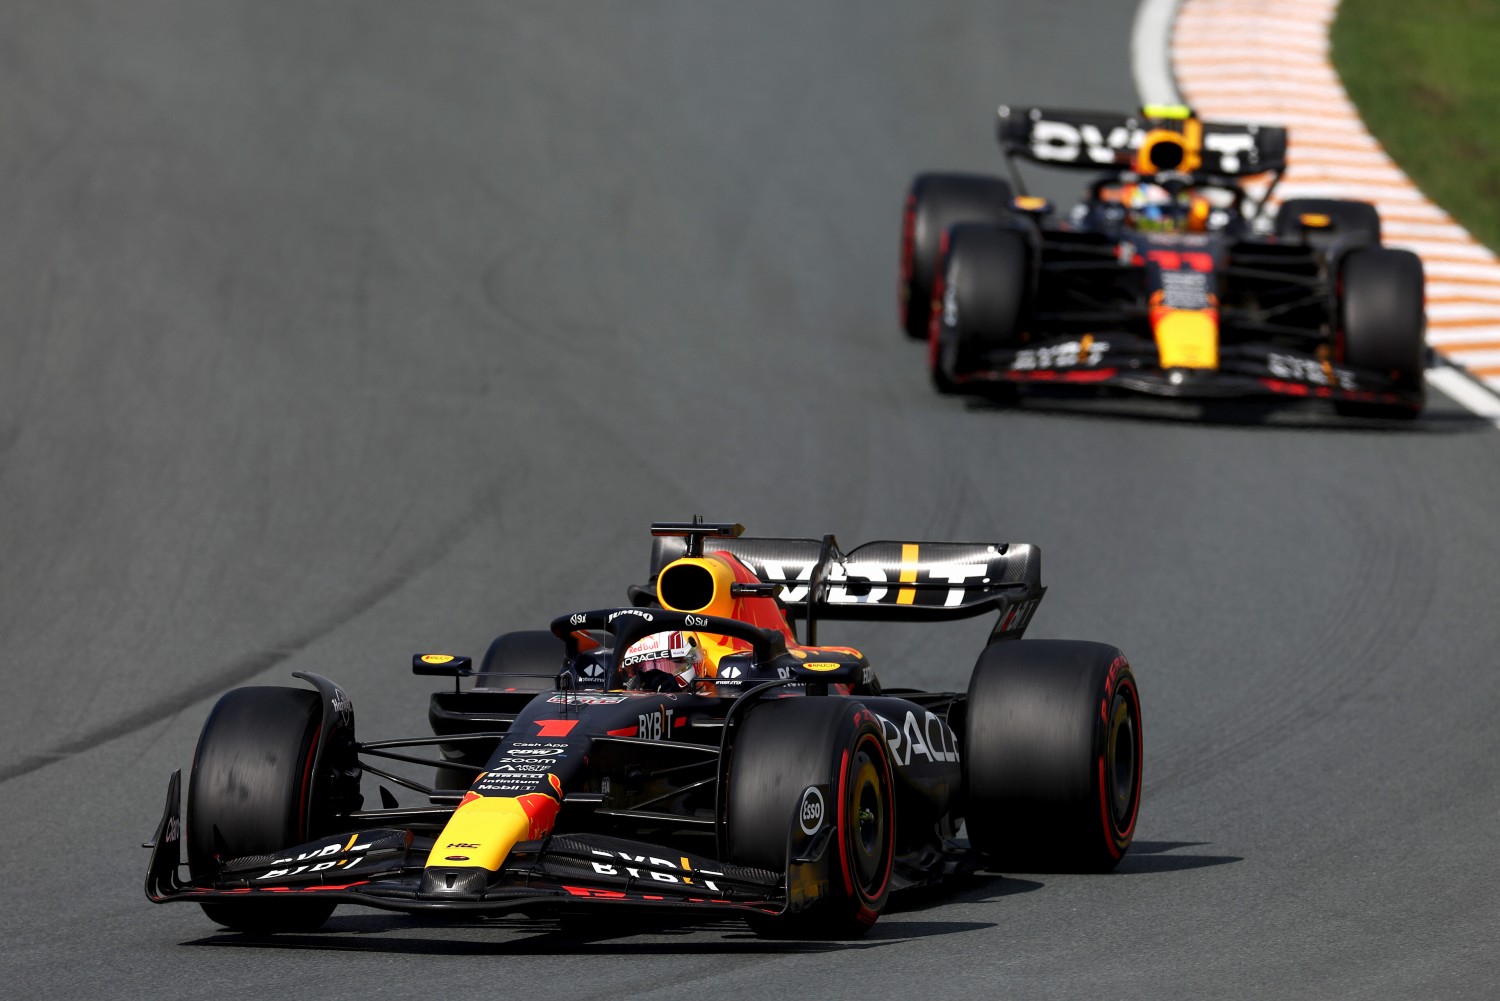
[899,104,1427,418]
[144,521,1143,938]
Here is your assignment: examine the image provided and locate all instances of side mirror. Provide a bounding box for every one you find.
[1012,195,1054,216]
[411,653,473,677]
[794,659,870,687]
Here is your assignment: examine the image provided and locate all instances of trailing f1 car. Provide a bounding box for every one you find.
[144,521,1142,939]
[899,104,1427,418]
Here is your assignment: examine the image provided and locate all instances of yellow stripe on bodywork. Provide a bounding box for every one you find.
[1182,116,1204,170]
[424,796,532,871]
[897,543,919,605]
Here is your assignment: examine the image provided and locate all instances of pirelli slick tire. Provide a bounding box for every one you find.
[728,697,895,939]
[1275,197,1381,248]
[1336,247,1426,419]
[929,224,1027,397]
[963,640,1141,873]
[900,172,1014,341]
[187,686,337,932]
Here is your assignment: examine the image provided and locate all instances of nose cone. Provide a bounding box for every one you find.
[1154,309,1218,370]
[418,867,491,897]
[423,790,560,876]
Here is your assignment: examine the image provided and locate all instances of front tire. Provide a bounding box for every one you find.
[900,173,1014,341]
[1336,246,1426,419]
[963,640,1142,872]
[728,698,895,938]
[929,223,1028,396]
[187,686,337,932]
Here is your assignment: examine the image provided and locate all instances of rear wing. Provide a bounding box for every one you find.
[648,524,1045,642]
[995,105,1288,178]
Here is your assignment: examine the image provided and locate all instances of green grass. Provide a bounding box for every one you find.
[1331,0,1500,252]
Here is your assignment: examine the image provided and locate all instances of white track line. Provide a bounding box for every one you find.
[1133,0,1500,420]
[1132,0,1184,105]
[1428,364,1500,422]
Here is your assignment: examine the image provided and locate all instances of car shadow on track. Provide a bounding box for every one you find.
[178,863,1212,954]
[936,842,1241,880]
[1107,840,1243,874]
[964,391,1494,434]
[885,872,1043,916]
[182,905,1003,956]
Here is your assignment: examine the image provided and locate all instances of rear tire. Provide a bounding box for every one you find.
[187,686,337,932]
[728,698,895,939]
[963,640,1141,872]
[929,224,1028,397]
[1276,197,1381,247]
[1336,247,1426,419]
[900,173,1014,341]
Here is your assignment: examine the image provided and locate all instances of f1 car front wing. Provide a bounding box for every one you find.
[144,771,798,918]
[954,333,1422,410]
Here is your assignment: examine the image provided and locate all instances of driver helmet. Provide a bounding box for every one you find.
[1118,182,1210,232]
[617,630,704,690]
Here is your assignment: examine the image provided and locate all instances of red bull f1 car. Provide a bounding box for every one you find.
[899,105,1427,419]
[144,521,1143,938]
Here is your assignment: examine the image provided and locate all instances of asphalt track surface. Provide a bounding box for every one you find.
[3,2,1498,998]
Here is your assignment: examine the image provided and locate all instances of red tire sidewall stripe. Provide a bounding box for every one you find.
[859,731,895,903]
[1119,677,1143,840]
[1097,675,1142,860]
[835,747,854,897]
[927,230,951,370]
[837,729,896,925]
[900,191,918,324]
[296,723,323,840]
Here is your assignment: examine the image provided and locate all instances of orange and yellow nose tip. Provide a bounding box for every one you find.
[424,789,561,871]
